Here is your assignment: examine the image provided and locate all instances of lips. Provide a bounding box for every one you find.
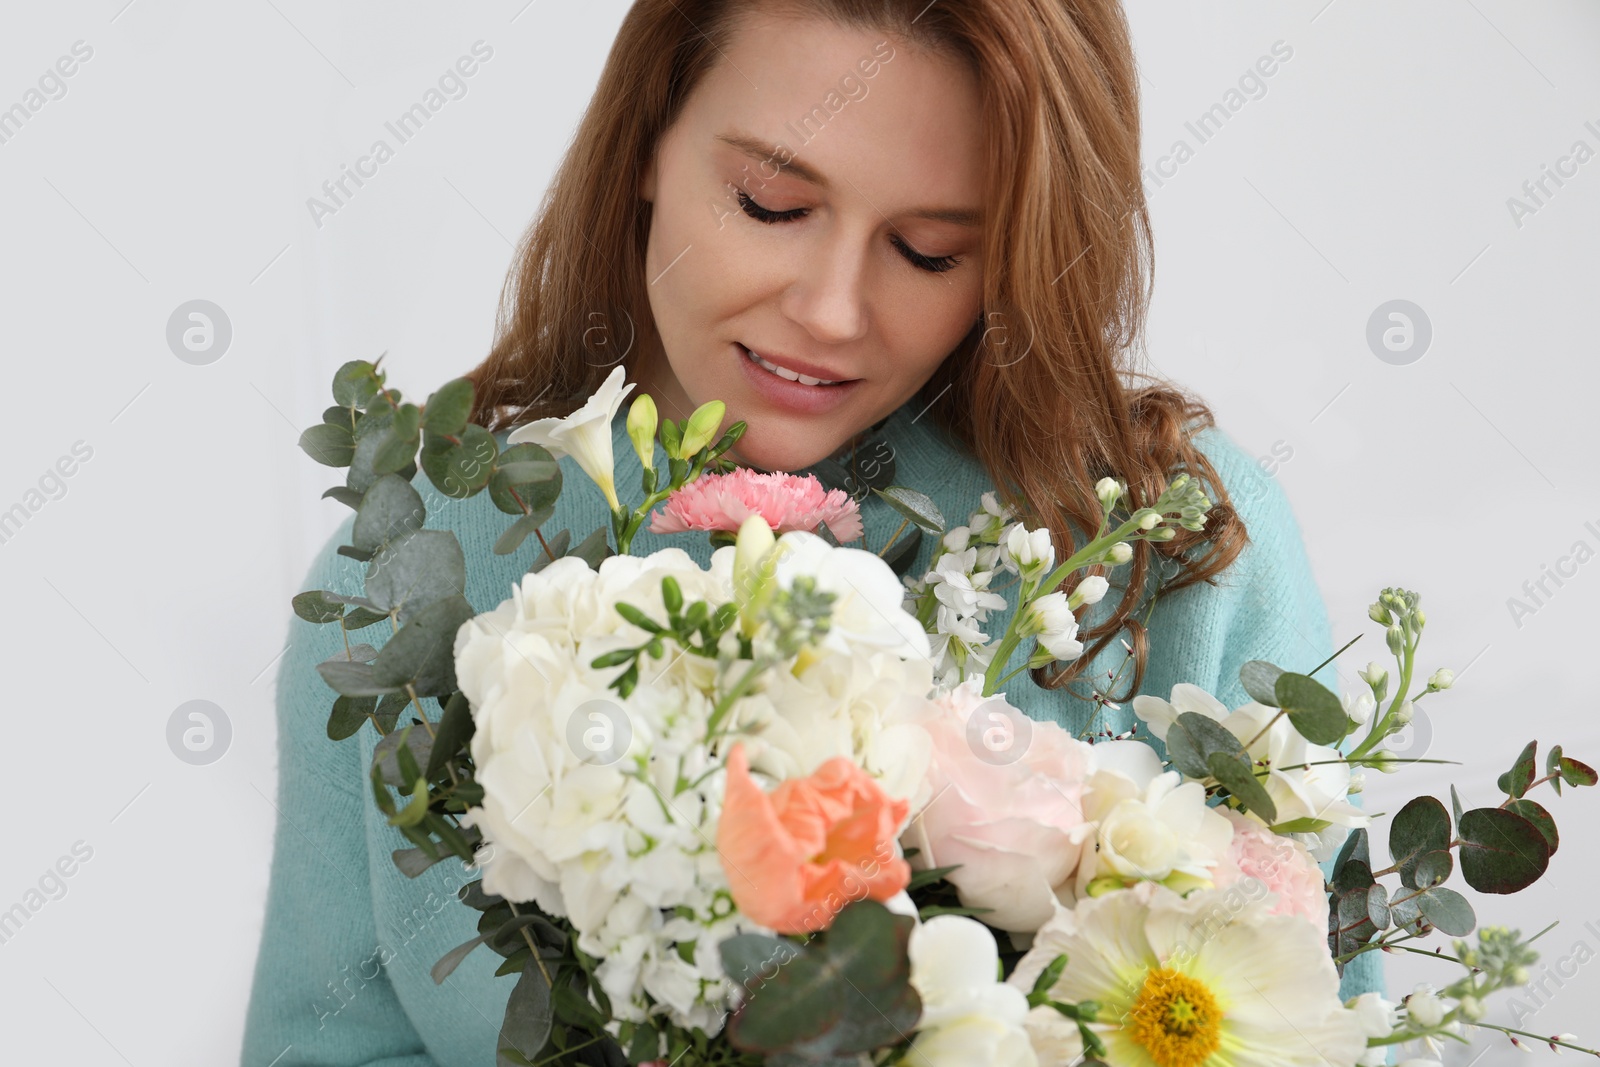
[738,344,855,387]
[734,342,862,416]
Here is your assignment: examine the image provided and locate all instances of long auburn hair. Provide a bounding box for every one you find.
[463,0,1248,708]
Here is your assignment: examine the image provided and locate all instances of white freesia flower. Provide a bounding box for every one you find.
[1009,883,1367,1067]
[907,915,1037,1067]
[507,364,632,510]
[765,531,931,660]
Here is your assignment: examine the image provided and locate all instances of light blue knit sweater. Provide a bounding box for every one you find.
[242,400,1382,1066]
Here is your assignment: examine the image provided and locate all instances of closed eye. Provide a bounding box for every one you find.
[734,190,962,275]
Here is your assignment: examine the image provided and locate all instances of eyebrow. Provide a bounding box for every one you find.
[715,131,984,227]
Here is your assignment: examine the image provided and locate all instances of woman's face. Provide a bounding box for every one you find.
[636,14,987,472]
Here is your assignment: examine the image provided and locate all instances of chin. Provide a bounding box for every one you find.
[727,422,844,474]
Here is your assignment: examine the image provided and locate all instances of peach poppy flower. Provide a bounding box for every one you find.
[716,743,910,934]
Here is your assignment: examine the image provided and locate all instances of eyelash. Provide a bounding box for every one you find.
[734,189,962,275]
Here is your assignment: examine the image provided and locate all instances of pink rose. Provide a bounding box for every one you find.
[1212,808,1329,931]
[902,680,1096,933]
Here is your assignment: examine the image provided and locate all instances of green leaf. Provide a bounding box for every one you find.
[1414,886,1475,936]
[493,505,556,556]
[1412,850,1453,888]
[422,378,475,435]
[720,934,803,990]
[371,427,419,477]
[529,529,572,574]
[366,529,467,626]
[299,422,356,467]
[1207,751,1276,823]
[871,486,945,534]
[1457,807,1551,894]
[426,692,475,780]
[1365,884,1391,931]
[393,403,421,441]
[393,846,450,878]
[371,595,477,697]
[332,360,382,408]
[432,915,548,985]
[343,605,389,630]
[1558,753,1599,789]
[570,526,613,570]
[1332,827,1370,882]
[374,723,434,789]
[1166,711,1245,779]
[1451,783,1465,826]
[1498,740,1538,799]
[327,694,376,740]
[1238,660,1283,707]
[497,957,553,1067]
[322,485,365,510]
[1504,798,1559,854]
[488,443,563,516]
[421,425,499,499]
[725,901,920,1059]
[1275,672,1348,745]
[387,777,430,826]
[1388,796,1452,889]
[352,474,427,554]
[317,655,403,697]
[293,590,347,624]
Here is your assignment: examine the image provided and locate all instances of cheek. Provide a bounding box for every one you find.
[877,285,979,377]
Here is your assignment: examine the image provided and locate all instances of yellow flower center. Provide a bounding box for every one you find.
[1127,967,1222,1067]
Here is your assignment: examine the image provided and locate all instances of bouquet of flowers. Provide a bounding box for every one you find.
[293,358,1597,1066]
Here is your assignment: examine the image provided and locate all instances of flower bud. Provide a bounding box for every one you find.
[732,515,777,636]
[1106,542,1133,565]
[1368,750,1400,773]
[1369,601,1392,625]
[1458,995,1484,1021]
[1508,966,1530,986]
[626,394,658,472]
[1347,772,1366,795]
[1394,700,1414,727]
[1358,661,1390,702]
[678,400,726,458]
[1428,668,1454,691]
[1068,575,1109,610]
[1386,623,1405,656]
[1413,609,1425,630]
[1134,509,1160,531]
[1095,477,1122,511]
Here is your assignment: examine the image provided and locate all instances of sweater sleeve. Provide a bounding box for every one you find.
[241,515,442,1067]
[1195,429,1386,1003]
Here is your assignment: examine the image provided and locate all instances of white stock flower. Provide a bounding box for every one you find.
[1023,592,1084,661]
[1343,688,1376,726]
[1004,523,1055,579]
[507,364,632,510]
[907,916,1037,1067]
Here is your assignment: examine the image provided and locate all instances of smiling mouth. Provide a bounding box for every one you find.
[740,344,851,387]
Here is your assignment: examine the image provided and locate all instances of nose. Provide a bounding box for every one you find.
[779,222,870,346]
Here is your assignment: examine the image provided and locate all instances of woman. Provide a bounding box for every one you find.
[244,2,1379,1064]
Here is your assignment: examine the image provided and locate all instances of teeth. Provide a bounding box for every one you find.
[744,345,840,386]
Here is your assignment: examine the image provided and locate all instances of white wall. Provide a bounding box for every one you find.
[0,2,1593,1063]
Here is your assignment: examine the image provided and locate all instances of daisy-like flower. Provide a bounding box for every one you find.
[507,364,632,510]
[648,468,863,542]
[1009,883,1368,1067]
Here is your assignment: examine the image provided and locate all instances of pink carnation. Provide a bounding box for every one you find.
[1212,807,1329,932]
[648,468,863,542]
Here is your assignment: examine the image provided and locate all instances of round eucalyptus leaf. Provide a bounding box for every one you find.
[353,474,427,554]
[423,378,475,436]
[365,530,467,626]
[299,423,355,468]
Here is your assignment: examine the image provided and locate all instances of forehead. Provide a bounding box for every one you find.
[684,14,988,207]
